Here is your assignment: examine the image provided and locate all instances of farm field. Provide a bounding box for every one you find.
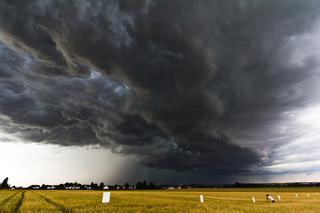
[1,188,320,213]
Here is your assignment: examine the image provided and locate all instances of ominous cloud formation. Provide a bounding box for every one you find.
[1,0,320,180]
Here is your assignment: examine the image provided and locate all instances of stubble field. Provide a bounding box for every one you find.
[1,188,320,213]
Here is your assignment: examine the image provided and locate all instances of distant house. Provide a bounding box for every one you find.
[103,186,109,190]
[29,185,40,190]
[84,186,92,190]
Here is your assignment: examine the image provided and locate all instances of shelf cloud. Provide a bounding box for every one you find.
[1,0,320,181]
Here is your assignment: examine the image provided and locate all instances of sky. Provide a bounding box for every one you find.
[1,0,320,186]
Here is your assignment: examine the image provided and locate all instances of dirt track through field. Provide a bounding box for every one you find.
[37,193,73,213]
[12,191,25,213]
[0,191,19,206]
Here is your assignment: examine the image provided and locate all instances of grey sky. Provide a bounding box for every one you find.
[1,0,320,185]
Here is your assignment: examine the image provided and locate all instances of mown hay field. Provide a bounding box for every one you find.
[1,188,320,212]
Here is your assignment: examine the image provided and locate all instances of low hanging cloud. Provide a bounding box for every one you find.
[1,0,320,178]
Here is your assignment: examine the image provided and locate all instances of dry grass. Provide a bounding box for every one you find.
[0,188,320,212]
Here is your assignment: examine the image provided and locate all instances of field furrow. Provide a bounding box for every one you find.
[0,191,22,213]
[12,191,25,213]
[0,191,19,206]
[36,193,72,213]
[18,192,62,213]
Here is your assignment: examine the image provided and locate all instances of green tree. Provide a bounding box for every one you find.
[99,182,104,189]
[0,177,9,189]
[124,182,130,189]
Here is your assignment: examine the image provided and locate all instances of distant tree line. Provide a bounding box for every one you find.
[135,181,156,189]
[0,177,161,190]
[225,182,320,188]
[3,176,320,190]
[25,180,159,190]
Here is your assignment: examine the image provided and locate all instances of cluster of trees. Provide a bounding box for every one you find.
[0,177,9,189]
[117,181,157,190]
[136,181,156,189]
[104,181,157,190]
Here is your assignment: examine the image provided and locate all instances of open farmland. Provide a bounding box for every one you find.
[1,188,320,213]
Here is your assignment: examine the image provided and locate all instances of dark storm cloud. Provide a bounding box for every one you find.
[1,0,320,178]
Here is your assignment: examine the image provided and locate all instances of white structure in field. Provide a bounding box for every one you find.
[266,194,275,203]
[252,196,256,203]
[200,195,204,203]
[277,194,281,201]
[103,186,109,190]
[102,192,111,203]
